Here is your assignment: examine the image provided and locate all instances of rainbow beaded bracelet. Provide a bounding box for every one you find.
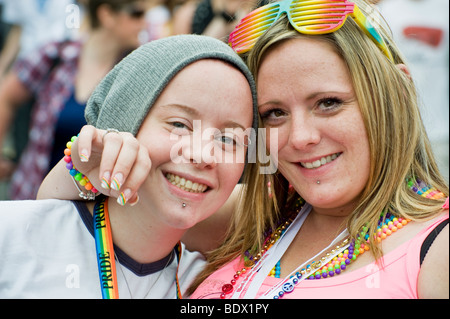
[64,136,99,200]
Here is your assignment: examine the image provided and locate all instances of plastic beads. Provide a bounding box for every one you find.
[407,177,446,200]
[64,136,98,200]
[219,197,305,299]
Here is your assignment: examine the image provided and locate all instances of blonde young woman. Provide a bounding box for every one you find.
[188,0,449,299]
[39,0,449,299]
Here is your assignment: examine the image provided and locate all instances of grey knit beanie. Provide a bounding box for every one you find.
[85,35,258,144]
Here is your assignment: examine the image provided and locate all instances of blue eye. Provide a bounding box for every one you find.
[218,135,234,145]
[172,122,188,129]
[214,133,243,153]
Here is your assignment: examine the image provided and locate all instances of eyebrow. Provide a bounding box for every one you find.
[162,103,248,131]
[258,90,353,108]
[161,103,200,116]
[222,120,247,131]
[258,100,282,109]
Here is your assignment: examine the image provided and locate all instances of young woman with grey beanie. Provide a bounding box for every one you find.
[0,34,258,298]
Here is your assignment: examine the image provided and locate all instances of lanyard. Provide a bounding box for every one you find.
[94,197,119,299]
[174,242,183,299]
[93,197,183,299]
[261,229,349,299]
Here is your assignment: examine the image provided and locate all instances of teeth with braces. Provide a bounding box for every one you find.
[301,153,340,169]
[165,173,208,193]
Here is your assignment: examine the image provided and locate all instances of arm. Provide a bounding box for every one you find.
[417,223,449,299]
[38,124,239,254]
[37,125,151,204]
[0,25,21,78]
[0,72,32,180]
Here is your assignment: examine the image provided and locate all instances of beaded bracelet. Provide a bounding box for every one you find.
[64,136,99,200]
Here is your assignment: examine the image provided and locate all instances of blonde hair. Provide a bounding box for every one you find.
[187,0,449,295]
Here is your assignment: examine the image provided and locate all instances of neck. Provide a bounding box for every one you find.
[307,207,350,239]
[82,30,123,64]
[90,197,185,264]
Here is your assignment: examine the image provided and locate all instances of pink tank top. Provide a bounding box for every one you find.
[191,211,448,299]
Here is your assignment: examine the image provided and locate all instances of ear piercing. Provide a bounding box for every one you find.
[267,181,273,198]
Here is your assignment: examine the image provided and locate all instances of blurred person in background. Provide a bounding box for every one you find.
[376,0,449,182]
[0,0,76,199]
[0,0,147,200]
[172,0,269,42]
[0,0,76,78]
[144,0,174,41]
[140,0,195,41]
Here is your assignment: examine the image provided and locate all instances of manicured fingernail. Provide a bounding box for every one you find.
[111,173,123,191]
[80,150,89,162]
[101,172,111,190]
[117,189,131,206]
[129,193,140,207]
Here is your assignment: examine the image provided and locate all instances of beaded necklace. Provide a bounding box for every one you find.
[268,177,445,281]
[269,212,410,280]
[220,178,445,299]
[219,197,304,299]
[407,177,446,200]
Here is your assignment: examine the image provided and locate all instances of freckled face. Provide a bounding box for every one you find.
[136,60,253,229]
[257,38,370,214]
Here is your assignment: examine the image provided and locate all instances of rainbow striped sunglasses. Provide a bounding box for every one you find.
[229,0,393,61]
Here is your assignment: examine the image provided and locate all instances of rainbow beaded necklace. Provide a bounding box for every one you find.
[219,197,304,299]
[269,212,410,281]
[220,178,445,299]
[268,177,445,281]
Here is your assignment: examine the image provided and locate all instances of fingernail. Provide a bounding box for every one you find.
[101,172,111,190]
[80,150,89,162]
[117,189,131,206]
[111,173,123,191]
[129,193,140,207]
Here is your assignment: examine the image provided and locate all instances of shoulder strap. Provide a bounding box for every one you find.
[420,218,449,266]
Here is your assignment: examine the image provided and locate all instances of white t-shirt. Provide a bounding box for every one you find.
[0,199,206,298]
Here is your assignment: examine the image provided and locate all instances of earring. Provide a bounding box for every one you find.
[288,184,294,194]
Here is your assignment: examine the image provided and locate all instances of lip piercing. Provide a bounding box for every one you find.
[317,180,321,185]
[182,203,187,208]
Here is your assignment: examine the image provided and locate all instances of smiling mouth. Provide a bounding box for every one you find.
[300,153,342,169]
[165,173,209,193]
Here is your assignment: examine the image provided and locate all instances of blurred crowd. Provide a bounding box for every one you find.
[0,0,448,200]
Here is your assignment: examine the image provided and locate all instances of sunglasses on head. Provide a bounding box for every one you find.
[229,0,393,61]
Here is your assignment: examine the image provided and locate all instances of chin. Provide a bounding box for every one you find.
[162,204,204,230]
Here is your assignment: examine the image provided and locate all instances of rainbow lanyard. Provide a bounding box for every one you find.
[93,197,183,299]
